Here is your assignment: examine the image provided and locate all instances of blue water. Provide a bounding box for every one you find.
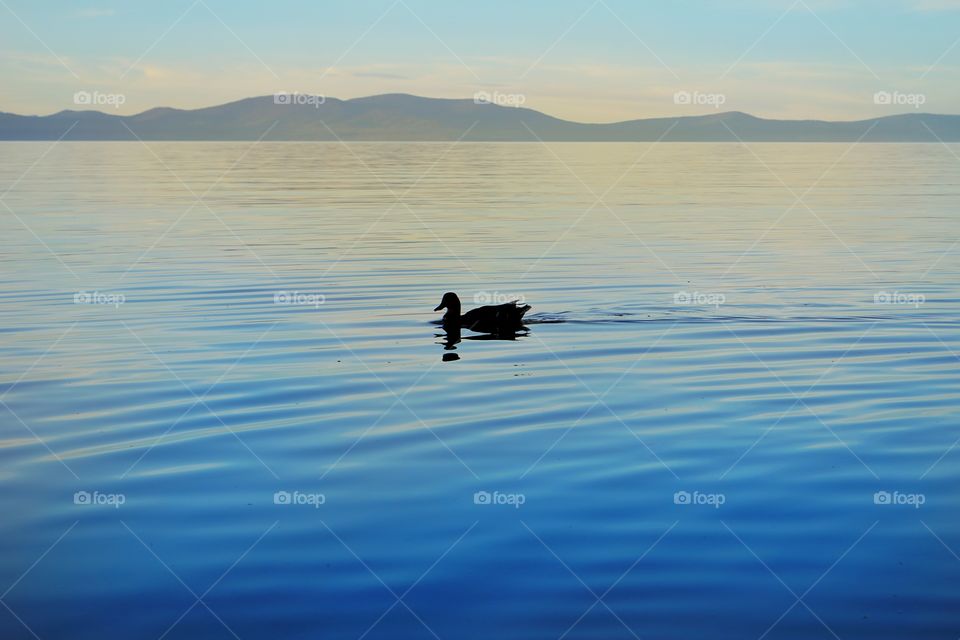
[0,142,958,638]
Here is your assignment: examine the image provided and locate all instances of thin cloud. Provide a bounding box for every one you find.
[352,71,409,79]
[77,8,116,18]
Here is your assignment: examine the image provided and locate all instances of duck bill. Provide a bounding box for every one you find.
[433,303,445,312]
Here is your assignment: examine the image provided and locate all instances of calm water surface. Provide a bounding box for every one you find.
[0,142,958,639]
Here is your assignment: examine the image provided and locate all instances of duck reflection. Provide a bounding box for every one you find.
[434,322,529,362]
[439,324,462,361]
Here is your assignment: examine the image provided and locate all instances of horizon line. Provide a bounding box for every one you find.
[4,92,957,126]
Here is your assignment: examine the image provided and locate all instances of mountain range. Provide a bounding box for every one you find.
[2,94,959,142]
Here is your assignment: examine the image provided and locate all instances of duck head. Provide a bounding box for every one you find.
[434,292,461,320]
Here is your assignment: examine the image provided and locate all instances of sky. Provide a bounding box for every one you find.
[1,0,960,121]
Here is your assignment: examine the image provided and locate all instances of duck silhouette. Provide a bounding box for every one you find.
[434,292,531,334]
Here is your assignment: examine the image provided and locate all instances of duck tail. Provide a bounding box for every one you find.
[517,304,531,318]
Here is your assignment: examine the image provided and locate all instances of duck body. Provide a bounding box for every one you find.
[434,292,530,334]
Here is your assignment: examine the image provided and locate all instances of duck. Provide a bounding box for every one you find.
[433,292,531,334]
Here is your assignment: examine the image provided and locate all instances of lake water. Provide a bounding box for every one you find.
[0,141,958,639]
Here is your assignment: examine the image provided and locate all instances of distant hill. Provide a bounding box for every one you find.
[2,94,959,141]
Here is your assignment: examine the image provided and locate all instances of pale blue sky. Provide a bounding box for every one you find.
[2,0,959,120]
